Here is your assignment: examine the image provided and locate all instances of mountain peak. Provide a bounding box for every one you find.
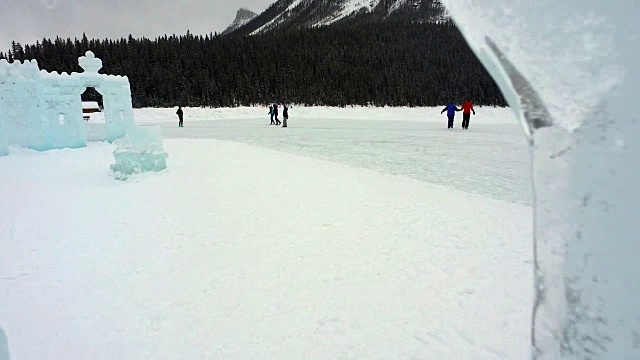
[236,7,257,18]
[223,0,447,36]
[222,7,258,35]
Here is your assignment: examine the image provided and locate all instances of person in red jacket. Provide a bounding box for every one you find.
[461,99,475,129]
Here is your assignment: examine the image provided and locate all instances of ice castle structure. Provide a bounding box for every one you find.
[0,51,135,155]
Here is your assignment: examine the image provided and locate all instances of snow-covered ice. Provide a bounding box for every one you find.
[0,106,533,358]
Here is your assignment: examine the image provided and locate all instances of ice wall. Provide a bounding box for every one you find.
[0,60,47,150]
[0,68,10,156]
[84,123,107,142]
[101,79,135,142]
[440,0,639,358]
[0,51,135,154]
[0,59,88,151]
[38,72,87,150]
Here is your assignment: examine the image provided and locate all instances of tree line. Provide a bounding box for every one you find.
[1,18,506,108]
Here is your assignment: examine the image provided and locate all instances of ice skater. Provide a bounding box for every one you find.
[268,105,275,125]
[461,99,475,129]
[176,106,184,127]
[274,103,281,125]
[282,105,289,127]
[441,102,461,128]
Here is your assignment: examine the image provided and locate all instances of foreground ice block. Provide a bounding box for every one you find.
[0,327,8,360]
[0,115,7,156]
[111,126,168,176]
[440,0,640,358]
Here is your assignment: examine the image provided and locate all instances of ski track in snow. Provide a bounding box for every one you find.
[0,109,533,358]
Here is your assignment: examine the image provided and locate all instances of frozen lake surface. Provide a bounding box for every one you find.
[147,113,532,205]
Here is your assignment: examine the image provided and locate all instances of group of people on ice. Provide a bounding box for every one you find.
[177,101,473,129]
[268,103,289,128]
[175,104,291,128]
[441,99,475,129]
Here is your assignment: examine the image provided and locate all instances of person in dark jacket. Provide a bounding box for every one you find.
[461,99,476,129]
[274,103,280,125]
[441,103,461,128]
[176,106,184,127]
[282,105,289,128]
[268,105,275,125]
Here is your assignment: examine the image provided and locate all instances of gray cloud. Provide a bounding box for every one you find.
[0,0,272,52]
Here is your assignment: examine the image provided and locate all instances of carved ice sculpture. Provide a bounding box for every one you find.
[0,51,135,155]
[110,125,168,178]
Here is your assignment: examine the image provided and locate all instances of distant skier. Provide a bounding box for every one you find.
[441,102,461,129]
[268,105,275,125]
[274,103,281,125]
[461,99,475,129]
[176,106,184,127]
[282,105,289,128]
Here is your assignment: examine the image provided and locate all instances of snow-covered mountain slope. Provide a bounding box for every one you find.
[221,7,258,35]
[224,0,446,36]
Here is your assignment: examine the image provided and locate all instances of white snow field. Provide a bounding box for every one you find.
[1,107,533,359]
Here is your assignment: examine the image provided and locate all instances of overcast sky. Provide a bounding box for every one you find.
[0,0,274,51]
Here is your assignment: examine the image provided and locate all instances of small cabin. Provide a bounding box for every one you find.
[82,101,101,121]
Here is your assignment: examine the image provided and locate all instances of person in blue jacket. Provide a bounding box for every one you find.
[441,102,461,128]
[268,105,275,125]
